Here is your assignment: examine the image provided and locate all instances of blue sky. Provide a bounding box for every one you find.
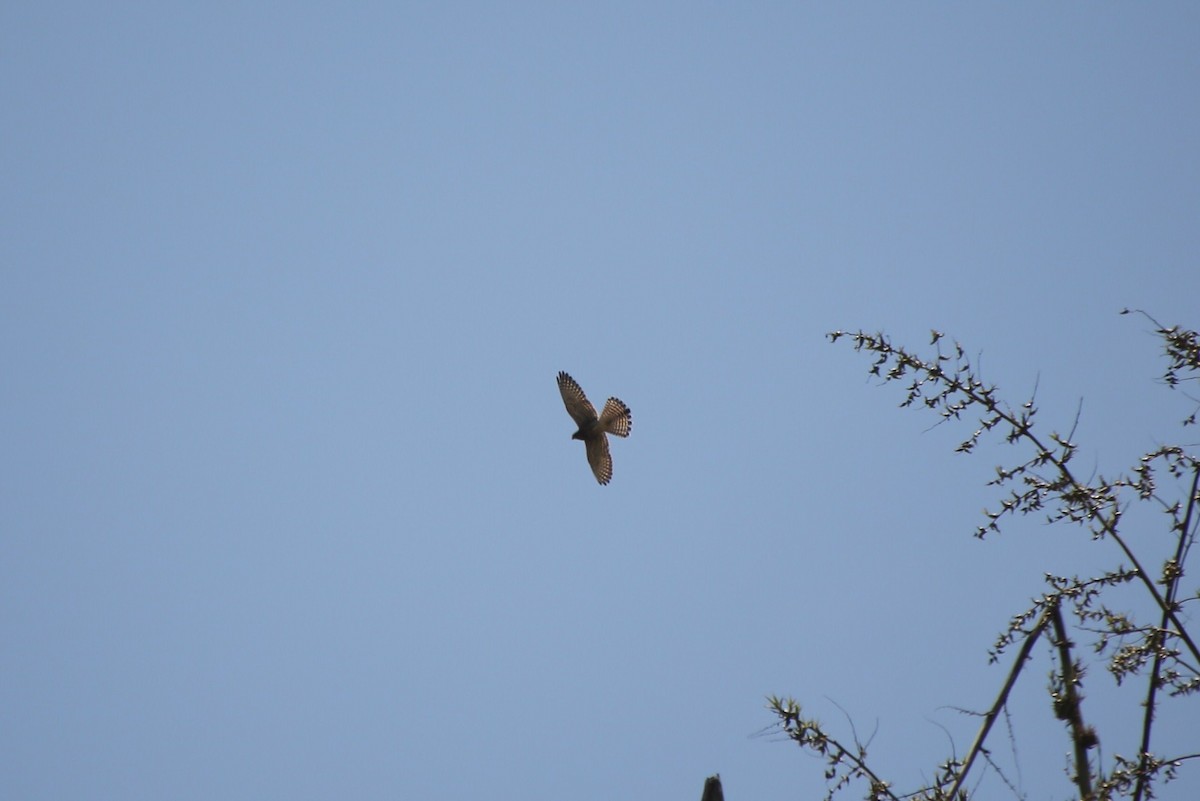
[3,3,1199,799]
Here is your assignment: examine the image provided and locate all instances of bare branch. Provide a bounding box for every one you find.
[946,607,1050,800]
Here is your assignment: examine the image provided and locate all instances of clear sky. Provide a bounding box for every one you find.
[3,3,1199,800]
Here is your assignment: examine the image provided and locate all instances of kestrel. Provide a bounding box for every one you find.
[557,371,632,485]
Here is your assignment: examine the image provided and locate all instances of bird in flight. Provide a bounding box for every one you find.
[556,371,632,485]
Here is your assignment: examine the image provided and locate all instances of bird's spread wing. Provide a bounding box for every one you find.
[584,433,613,485]
[557,371,598,426]
[598,397,631,437]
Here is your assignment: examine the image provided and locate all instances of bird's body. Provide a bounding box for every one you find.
[557,371,632,485]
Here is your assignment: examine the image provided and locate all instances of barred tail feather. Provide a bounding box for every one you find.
[599,397,632,437]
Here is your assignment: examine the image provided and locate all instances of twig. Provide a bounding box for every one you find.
[1134,462,1200,801]
[946,607,1051,800]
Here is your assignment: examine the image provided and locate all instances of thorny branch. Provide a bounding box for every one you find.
[1049,603,1095,800]
[945,607,1051,801]
[826,327,1199,668]
[1134,461,1200,801]
[770,319,1199,801]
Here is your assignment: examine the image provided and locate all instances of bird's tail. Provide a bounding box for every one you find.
[599,398,632,437]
